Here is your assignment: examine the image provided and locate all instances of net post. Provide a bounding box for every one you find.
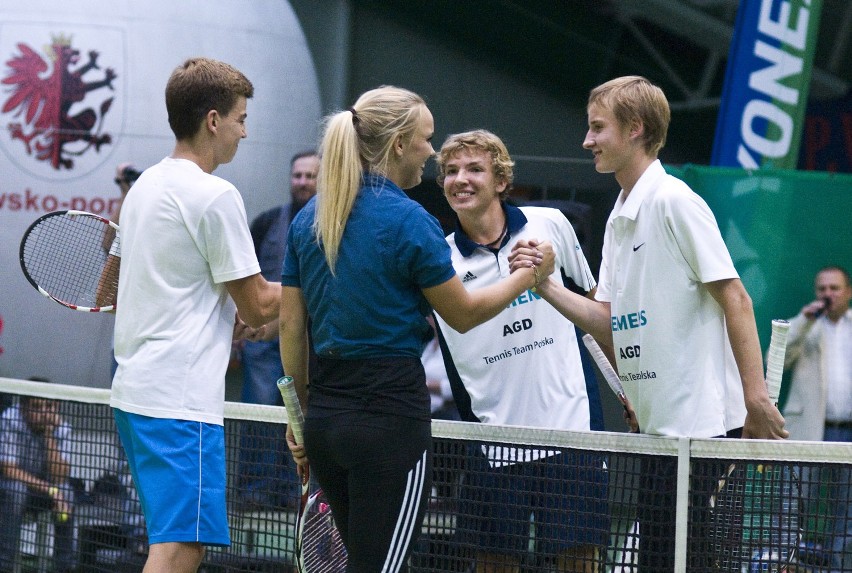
[674,437,691,571]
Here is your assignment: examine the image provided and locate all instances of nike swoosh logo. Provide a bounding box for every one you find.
[633,243,645,252]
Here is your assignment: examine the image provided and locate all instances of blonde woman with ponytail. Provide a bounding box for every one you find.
[279,86,553,572]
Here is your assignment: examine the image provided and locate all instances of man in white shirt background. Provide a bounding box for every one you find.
[783,265,852,570]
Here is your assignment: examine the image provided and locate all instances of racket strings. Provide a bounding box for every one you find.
[709,465,747,571]
[705,461,801,571]
[22,213,117,308]
[300,491,347,572]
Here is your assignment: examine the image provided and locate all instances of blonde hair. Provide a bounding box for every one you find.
[436,130,515,201]
[588,76,670,156]
[314,86,426,272]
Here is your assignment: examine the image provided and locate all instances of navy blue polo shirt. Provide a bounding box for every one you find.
[282,174,456,359]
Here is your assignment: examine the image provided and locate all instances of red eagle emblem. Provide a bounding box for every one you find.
[1,34,116,170]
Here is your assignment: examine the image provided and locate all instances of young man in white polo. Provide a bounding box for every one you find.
[512,76,787,571]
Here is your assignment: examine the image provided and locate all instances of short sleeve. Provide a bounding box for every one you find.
[554,214,596,294]
[199,189,260,284]
[665,189,737,284]
[281,206,312,288]
[394,207,456,289]
[595,217,614,303]
[55,423,73,461]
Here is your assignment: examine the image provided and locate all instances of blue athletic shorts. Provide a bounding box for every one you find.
[458,448,610,556]
[113,409,230,546]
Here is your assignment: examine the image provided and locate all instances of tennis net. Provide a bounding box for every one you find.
[1,377,850,572]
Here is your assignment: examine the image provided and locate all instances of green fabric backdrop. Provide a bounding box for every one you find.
[664,164,852,406]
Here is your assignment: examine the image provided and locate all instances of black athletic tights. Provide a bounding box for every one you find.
[304,411,432,573]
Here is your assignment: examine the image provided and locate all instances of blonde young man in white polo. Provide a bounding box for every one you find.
[510,76,787,572]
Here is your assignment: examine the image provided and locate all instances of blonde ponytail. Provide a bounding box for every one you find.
[313,86,426,273]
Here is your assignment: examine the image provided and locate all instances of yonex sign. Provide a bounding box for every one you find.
[712,0,822,169]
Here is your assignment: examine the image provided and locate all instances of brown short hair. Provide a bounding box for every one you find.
[165,57,254,140]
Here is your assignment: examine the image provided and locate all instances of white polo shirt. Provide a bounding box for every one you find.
[596,160,746,438]
[436,205,596,452]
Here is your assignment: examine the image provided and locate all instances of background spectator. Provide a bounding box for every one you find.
[0,378,76,573]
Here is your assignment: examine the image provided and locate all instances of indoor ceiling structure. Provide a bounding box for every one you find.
[359,0,850,110]
[357,0,850,164]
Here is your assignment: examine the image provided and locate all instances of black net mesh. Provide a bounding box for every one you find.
[1,379,850,573]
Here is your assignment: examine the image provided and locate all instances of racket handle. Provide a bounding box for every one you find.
[277,376,305,445]
[766,319,790,405]
[581,334,627,404]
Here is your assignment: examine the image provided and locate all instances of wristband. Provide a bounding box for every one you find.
[48,486,59,498]
[531,265,541,292]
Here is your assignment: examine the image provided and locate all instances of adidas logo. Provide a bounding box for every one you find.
[461,271,477,283]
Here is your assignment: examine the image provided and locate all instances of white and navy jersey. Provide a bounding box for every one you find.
[596,160,746,438]
[435,204,597,462]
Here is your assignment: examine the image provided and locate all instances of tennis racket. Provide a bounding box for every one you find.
[277,376,347,573]
[582,333,641,433]
[581,333,640,571]
[19,210,120,312]
[709,319,800,572]
[581,333,628,408]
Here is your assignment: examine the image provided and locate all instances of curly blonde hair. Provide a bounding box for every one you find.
[436,130,514,201]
